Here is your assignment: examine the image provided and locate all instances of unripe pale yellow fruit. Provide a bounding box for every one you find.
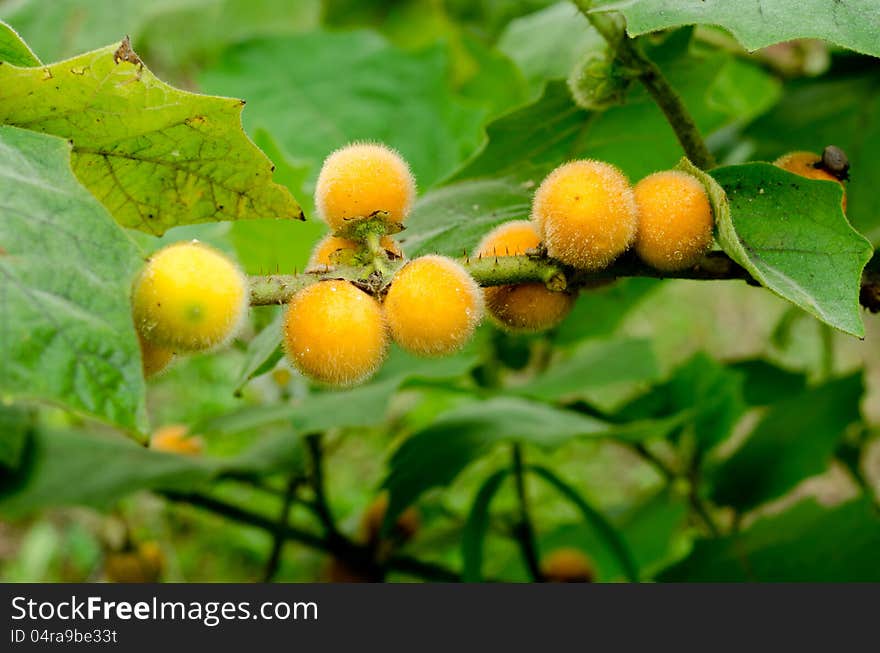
[132,241,248,352]
[283,280,388,387]
[541,547,595,583]
[150,424,204,456]
[138,332,174,379]
[105,542,164,583]
[476,221,575,332]
[314,142,416,231]
[531,160,638,270]
[774,151,847,211]
[307,234,402,271]
[383,255,483,357]
[633,170,714,271]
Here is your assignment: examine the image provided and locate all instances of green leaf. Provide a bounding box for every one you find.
[529,464,639,581]
[497,2,604,97]
[513,338,659,406]
[728,359,807,406]
[404,175,532,257]
[709,373,863,511]
[199,31,486,189]
[449,39,779,184]
[658,497,880,581]
[746,71,880,243]
[461,469,510,582]
[0,404,33,469]
[382,396,680,528]
[0,126,146,432]
[0,40,301,234]
[232,310,284,396]
[0,20,39,66]
[710,163,873,336]
[0,425,303,516]
[592,0,880,59]
[200,346,478,435]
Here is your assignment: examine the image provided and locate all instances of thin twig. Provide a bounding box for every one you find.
[262,476,300,582]
[511,443,543,581]
[305,433,339,538]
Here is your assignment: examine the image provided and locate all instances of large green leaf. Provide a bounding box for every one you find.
[199,346,478,436]
[0,40,300,234]
[0,20,39,66]
[0,425,303,516]
[513,338,659,403]
[404,176,533,257]
[448,35,779,184]
[497,2,604,97]
[746,70,880,243]
[592,0,880,58]
[710,163,873,336]
[199,31,486,189]
[382,397,684,527]
[658,497,880,581]
[0,126,146,432]
[709,373,863,511]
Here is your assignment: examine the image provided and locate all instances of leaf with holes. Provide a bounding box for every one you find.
[0,39,301,234]
[0,126,146,432]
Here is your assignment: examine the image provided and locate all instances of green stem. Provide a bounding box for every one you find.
[305,433,340,539]
[263,476,299,582]
[819,322,835,380]
[571,0,715,169]
[511,443,543,581]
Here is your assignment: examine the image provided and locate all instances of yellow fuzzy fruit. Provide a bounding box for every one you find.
[774,151,847,211]
[283,280,388,387]
[476,221,575,332]
[360,494,421,545]
[307,234,402,270]
[132,241,248,352]
[531,160,638,270]
[138,332,174,379]
[384,255,483,356]
[633,171,714,271]
[315,142,416,231]
[150,424,204,456]
[541,548,595,583]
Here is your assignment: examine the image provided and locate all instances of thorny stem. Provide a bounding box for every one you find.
[571,0,715,169]
[511,443,544,582]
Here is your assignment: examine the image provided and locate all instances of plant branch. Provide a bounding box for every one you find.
[511,443,544,581]
[571,0,715,169]
[305,433,340,539]
[163,490,462,582]
[263,476,299,582]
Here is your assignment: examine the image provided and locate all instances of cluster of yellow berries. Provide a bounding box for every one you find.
[132,141,846,391]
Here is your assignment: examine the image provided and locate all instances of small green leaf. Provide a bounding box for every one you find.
[382,397,682,529]
[0,425,303,516]
[529,464,639,582]
[728,359,807,406]
[461,469,510,582]
[0,20,39,66]
[0,126,146,432]
[709,373,863,511]
[593,0,880,59]
[658,497,880,581]
[711,163,873,336]
[0,40,301,234]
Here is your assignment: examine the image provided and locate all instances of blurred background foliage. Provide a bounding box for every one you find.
[1,0,879,582]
